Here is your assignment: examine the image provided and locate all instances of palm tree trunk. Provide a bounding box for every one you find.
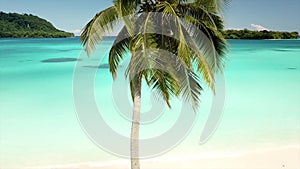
[131,78,142,169]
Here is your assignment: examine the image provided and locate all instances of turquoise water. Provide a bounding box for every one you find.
[0,38,300,168]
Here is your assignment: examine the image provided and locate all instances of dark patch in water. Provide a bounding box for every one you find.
[237,49,258,53]
[99,64,110,68]
[286,46,299,49]
[19,59,33,62]
[83,64,110,69]
[41,58,80,63]
[274,49,291,52]
[287,67,297,70]
[59,49,81,52]
[239,49,257,52]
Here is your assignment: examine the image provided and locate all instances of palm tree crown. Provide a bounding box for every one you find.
[80,1,228,169]
[81,0,227,110]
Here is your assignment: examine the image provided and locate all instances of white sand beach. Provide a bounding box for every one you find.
[31,146,300,169]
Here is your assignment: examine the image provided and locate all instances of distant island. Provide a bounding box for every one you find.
[0,12,74,38]
[1,11,298,40]
[223,29,299,39]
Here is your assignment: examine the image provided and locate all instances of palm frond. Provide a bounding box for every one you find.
[178,65,203,111]
[147,49,202,110]
[80,6,120,55]
[177,3,223,29]
[150,43,203,110]
[127,12,159,79]
[109,26,131,79]
[158,1,215,92]
[125,12,181,105]
[146,68,180,108]
[181,14,227,72]
[195,0,230,15]
[114,0,139,15]
[114,0,140,35]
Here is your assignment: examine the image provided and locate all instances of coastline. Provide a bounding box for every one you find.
[30,146,300,169]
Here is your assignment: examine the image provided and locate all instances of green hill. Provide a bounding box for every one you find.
[223,29,299,39]
[0,12,74,38]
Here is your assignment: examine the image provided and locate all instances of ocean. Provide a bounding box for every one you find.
[0,37,299,168]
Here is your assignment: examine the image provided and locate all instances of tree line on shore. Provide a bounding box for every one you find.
[0,12,74,38]
[0,12,298,39]
[223,29,299,39]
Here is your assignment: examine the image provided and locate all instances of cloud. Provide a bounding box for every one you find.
[71,29,83,36]
[225,27,243,30]
[251,24,270,31]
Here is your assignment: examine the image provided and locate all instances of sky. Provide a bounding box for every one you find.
[1,0,300,35]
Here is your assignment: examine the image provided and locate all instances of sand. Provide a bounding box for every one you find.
[32,146,300,169]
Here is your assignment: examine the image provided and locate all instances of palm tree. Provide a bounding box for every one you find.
[80,0,228,169]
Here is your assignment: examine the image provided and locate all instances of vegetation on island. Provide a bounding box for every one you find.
[223,29,299,39]
[0,12,74,38]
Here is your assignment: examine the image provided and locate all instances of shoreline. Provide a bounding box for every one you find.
[30,146,300,169]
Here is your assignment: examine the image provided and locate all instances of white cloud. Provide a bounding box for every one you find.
[70,29,83,36]
[251,24,270,31]
[225,27,243,30]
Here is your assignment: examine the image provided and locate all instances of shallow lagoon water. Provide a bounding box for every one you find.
[0,37,299,168]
